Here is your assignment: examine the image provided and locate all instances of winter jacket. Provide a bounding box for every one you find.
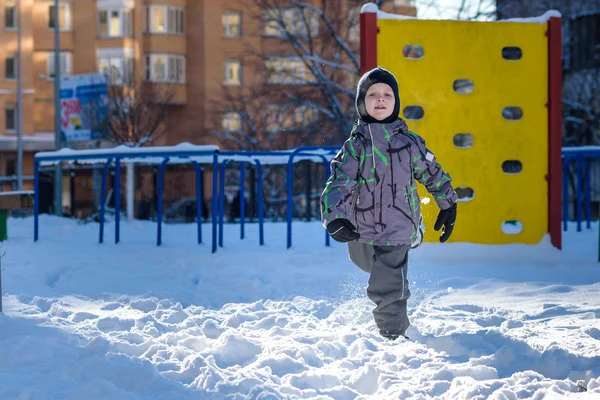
[320,118,457,246]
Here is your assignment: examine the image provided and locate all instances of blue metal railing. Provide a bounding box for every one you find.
[217,148,339,249]
[33,146,339,253]
[561,147,600,230]
[34,149,217,249]
[561,146,600,262]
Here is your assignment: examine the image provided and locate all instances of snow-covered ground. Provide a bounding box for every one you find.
[0,215,599,399]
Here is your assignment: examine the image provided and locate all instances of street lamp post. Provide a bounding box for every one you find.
[16,0,23,191]
[53,0,62,215]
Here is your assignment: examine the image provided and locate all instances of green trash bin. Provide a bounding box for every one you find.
[0,209,7,241]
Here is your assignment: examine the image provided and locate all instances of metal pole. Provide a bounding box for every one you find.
[114,158,121,243]
[192,161,202,244]
[53,0,62,215]
[156,158,169,246]
[219,160,228,247]
[240,162,245,240]
[99,159,112,244]
[126,162,134,220]
[562,157,569,232]
[34,160,39,241]
[16,0,23,191]
[576,157,583,232]
[286,156,294,249]
[255,160,264,246]
[212,153,218,253]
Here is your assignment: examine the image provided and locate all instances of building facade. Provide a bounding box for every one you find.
[0,0,416,194]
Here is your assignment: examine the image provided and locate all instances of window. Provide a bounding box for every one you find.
[348,7,360,43]
[152,7,165,32]
[168,7,184,34]
[47,51,72,79]
[48,3,71,30]
[5,54,16,80]
[98,48,134,85]
[570,13,600,70]
[5,104,16,132]
[145,54,185,83]
[224,60,242,85]
[263,8,318,37]
[222,112,242,131]
[4,3,16,29]
[266,104,318,132]
[222,11,241,38]
[99,57,133,85]
[265,56,315,84]
[145,5,184,34]
[99,9,133,37]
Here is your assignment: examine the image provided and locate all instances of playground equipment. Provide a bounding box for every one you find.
[561,146,600,262]
[360,3,562,248]
[30,6,600,258]
[33,144,338,252]
[562,147,600,232]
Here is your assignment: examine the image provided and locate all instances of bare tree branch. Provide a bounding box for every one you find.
[284,93,335,119]
[289,0,360,70]
[85,78,178,147]
[420,0,496,20]
[211,0,374,149]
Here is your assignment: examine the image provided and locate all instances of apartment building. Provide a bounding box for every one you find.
[0,0,416,196]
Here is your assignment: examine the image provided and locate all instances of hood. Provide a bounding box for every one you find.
[355,67,401,124]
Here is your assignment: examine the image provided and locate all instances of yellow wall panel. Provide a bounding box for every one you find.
[377,19,548,244]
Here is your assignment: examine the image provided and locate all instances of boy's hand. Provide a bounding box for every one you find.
[327,219,360,242]
[434,203,457,243]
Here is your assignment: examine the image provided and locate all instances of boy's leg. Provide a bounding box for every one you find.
[367,245,411,338]
[347,241,375,273]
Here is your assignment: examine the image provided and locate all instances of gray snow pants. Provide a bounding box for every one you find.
[348,241,411,336]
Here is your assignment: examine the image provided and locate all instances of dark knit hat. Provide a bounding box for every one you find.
[355,67,400,124]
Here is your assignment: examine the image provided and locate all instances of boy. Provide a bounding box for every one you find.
[320,67,458,340]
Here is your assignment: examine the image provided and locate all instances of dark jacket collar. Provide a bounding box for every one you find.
[353,118,409,138]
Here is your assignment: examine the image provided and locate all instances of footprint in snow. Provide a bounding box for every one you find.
[101,302,121,311]
[71,312,98,323]
[585,327,600,340]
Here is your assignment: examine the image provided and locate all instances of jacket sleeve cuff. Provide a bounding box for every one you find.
[321,211,349,229]
[434,190,458,210]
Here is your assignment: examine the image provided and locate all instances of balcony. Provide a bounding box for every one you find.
[143,3,186,53]
[144,82,187,105]
[143,35,187,54]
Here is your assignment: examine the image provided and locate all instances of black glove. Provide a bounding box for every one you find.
[434,203,457,243]
[326,219,360,243]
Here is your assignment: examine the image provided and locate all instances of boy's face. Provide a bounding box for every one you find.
[365,83,395,121]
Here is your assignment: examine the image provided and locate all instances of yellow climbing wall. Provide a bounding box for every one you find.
[377,18,548,244]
